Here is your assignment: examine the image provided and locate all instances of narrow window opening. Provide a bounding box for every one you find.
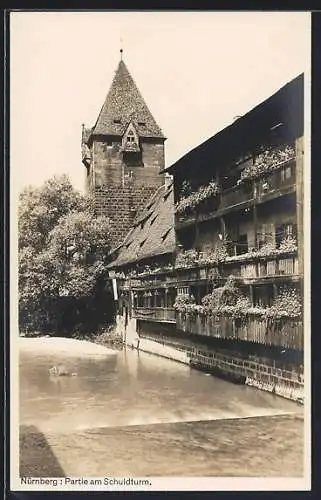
[150,215,158,225]
[164,189,172,201]
[161,228,171,242]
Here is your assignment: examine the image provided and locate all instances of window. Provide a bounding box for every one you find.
[236,234,248,255]
[138,121,146,126]
[275,223,297,248]
[113,119,121,124]
[253,285,273,307]
[280,165,293,182]
[257,223,274,248]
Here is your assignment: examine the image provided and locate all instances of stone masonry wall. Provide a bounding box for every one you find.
[92,140,165,187]
[94,185,157,246]
[89,137,165,246]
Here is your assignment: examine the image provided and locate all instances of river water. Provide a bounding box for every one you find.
[19,337,304,478]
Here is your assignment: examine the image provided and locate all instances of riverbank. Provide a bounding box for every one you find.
[19,336,117,358]
[123,332,304,404]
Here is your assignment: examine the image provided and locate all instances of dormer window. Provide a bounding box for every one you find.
[127,130,136,143]
[122,122,140,153]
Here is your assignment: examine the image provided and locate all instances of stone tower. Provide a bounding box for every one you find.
[81,55,166,246]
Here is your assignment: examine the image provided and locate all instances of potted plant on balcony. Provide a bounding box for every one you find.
[263,287,302,332]
[175,249,199,269]
[279,235,297,254]
[197,180,221,213]
[173,293,196,319]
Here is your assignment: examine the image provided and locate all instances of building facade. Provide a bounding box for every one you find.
[109,74,304,402]
[82,57,166,246]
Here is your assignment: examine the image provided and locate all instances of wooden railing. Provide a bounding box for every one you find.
[133,307,176,323]
[129,255,299,291]
[219,184,254,209]
[175,162,296,226]
[176,311,303,350]
[257,165,296,200]
[240,255,299,279]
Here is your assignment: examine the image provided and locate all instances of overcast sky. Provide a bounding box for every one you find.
[10,11,310,193]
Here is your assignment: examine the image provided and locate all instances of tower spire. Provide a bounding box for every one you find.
[120,37,123,60]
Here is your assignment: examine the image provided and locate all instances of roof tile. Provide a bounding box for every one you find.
[90,60,165,140]
[109,183,175,267]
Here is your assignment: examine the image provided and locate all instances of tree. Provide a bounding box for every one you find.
[18,175,115,335]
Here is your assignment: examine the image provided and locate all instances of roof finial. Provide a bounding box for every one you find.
[120,37,123,60]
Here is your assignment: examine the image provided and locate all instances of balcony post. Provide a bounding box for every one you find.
[219,216,226,240]
[249,284,254,307]
[253,202,258,249]
[295,137,304,280]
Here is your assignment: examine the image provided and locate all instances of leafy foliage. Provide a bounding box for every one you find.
[176,278,301,323]
[201,275,241,311]
[18,175,115,335]
[240,144,295,181]
[173,293,196,312]
[176,179,220,215]
[264,287,302,320]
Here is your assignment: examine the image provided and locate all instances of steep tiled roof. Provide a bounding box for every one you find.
[108,183,175,268]
[90,60,165,140]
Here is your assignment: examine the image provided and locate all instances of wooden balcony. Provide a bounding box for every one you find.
[257,165,296,204]
[239,255,299,282]
[175,161,297,229]
[219,184,254,211]
[175,184,254,228]
[133,307,176,323]
[176,311,303,350]
[128,254,299,293]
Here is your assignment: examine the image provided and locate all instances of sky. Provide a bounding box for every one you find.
[10,11,310,193]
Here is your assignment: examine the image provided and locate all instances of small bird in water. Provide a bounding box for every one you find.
[48,365,77,377]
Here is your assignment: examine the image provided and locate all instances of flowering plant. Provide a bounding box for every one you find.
[176,179,220,215]
[198,245,229,266]
[279,235,297,253]
[173,293,196,312]
[176,280,302,322]
[263,287,302,320]
[175,249,199,269]
[240,144,295,181]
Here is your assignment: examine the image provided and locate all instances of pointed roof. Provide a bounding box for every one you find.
[91,60,165,140]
